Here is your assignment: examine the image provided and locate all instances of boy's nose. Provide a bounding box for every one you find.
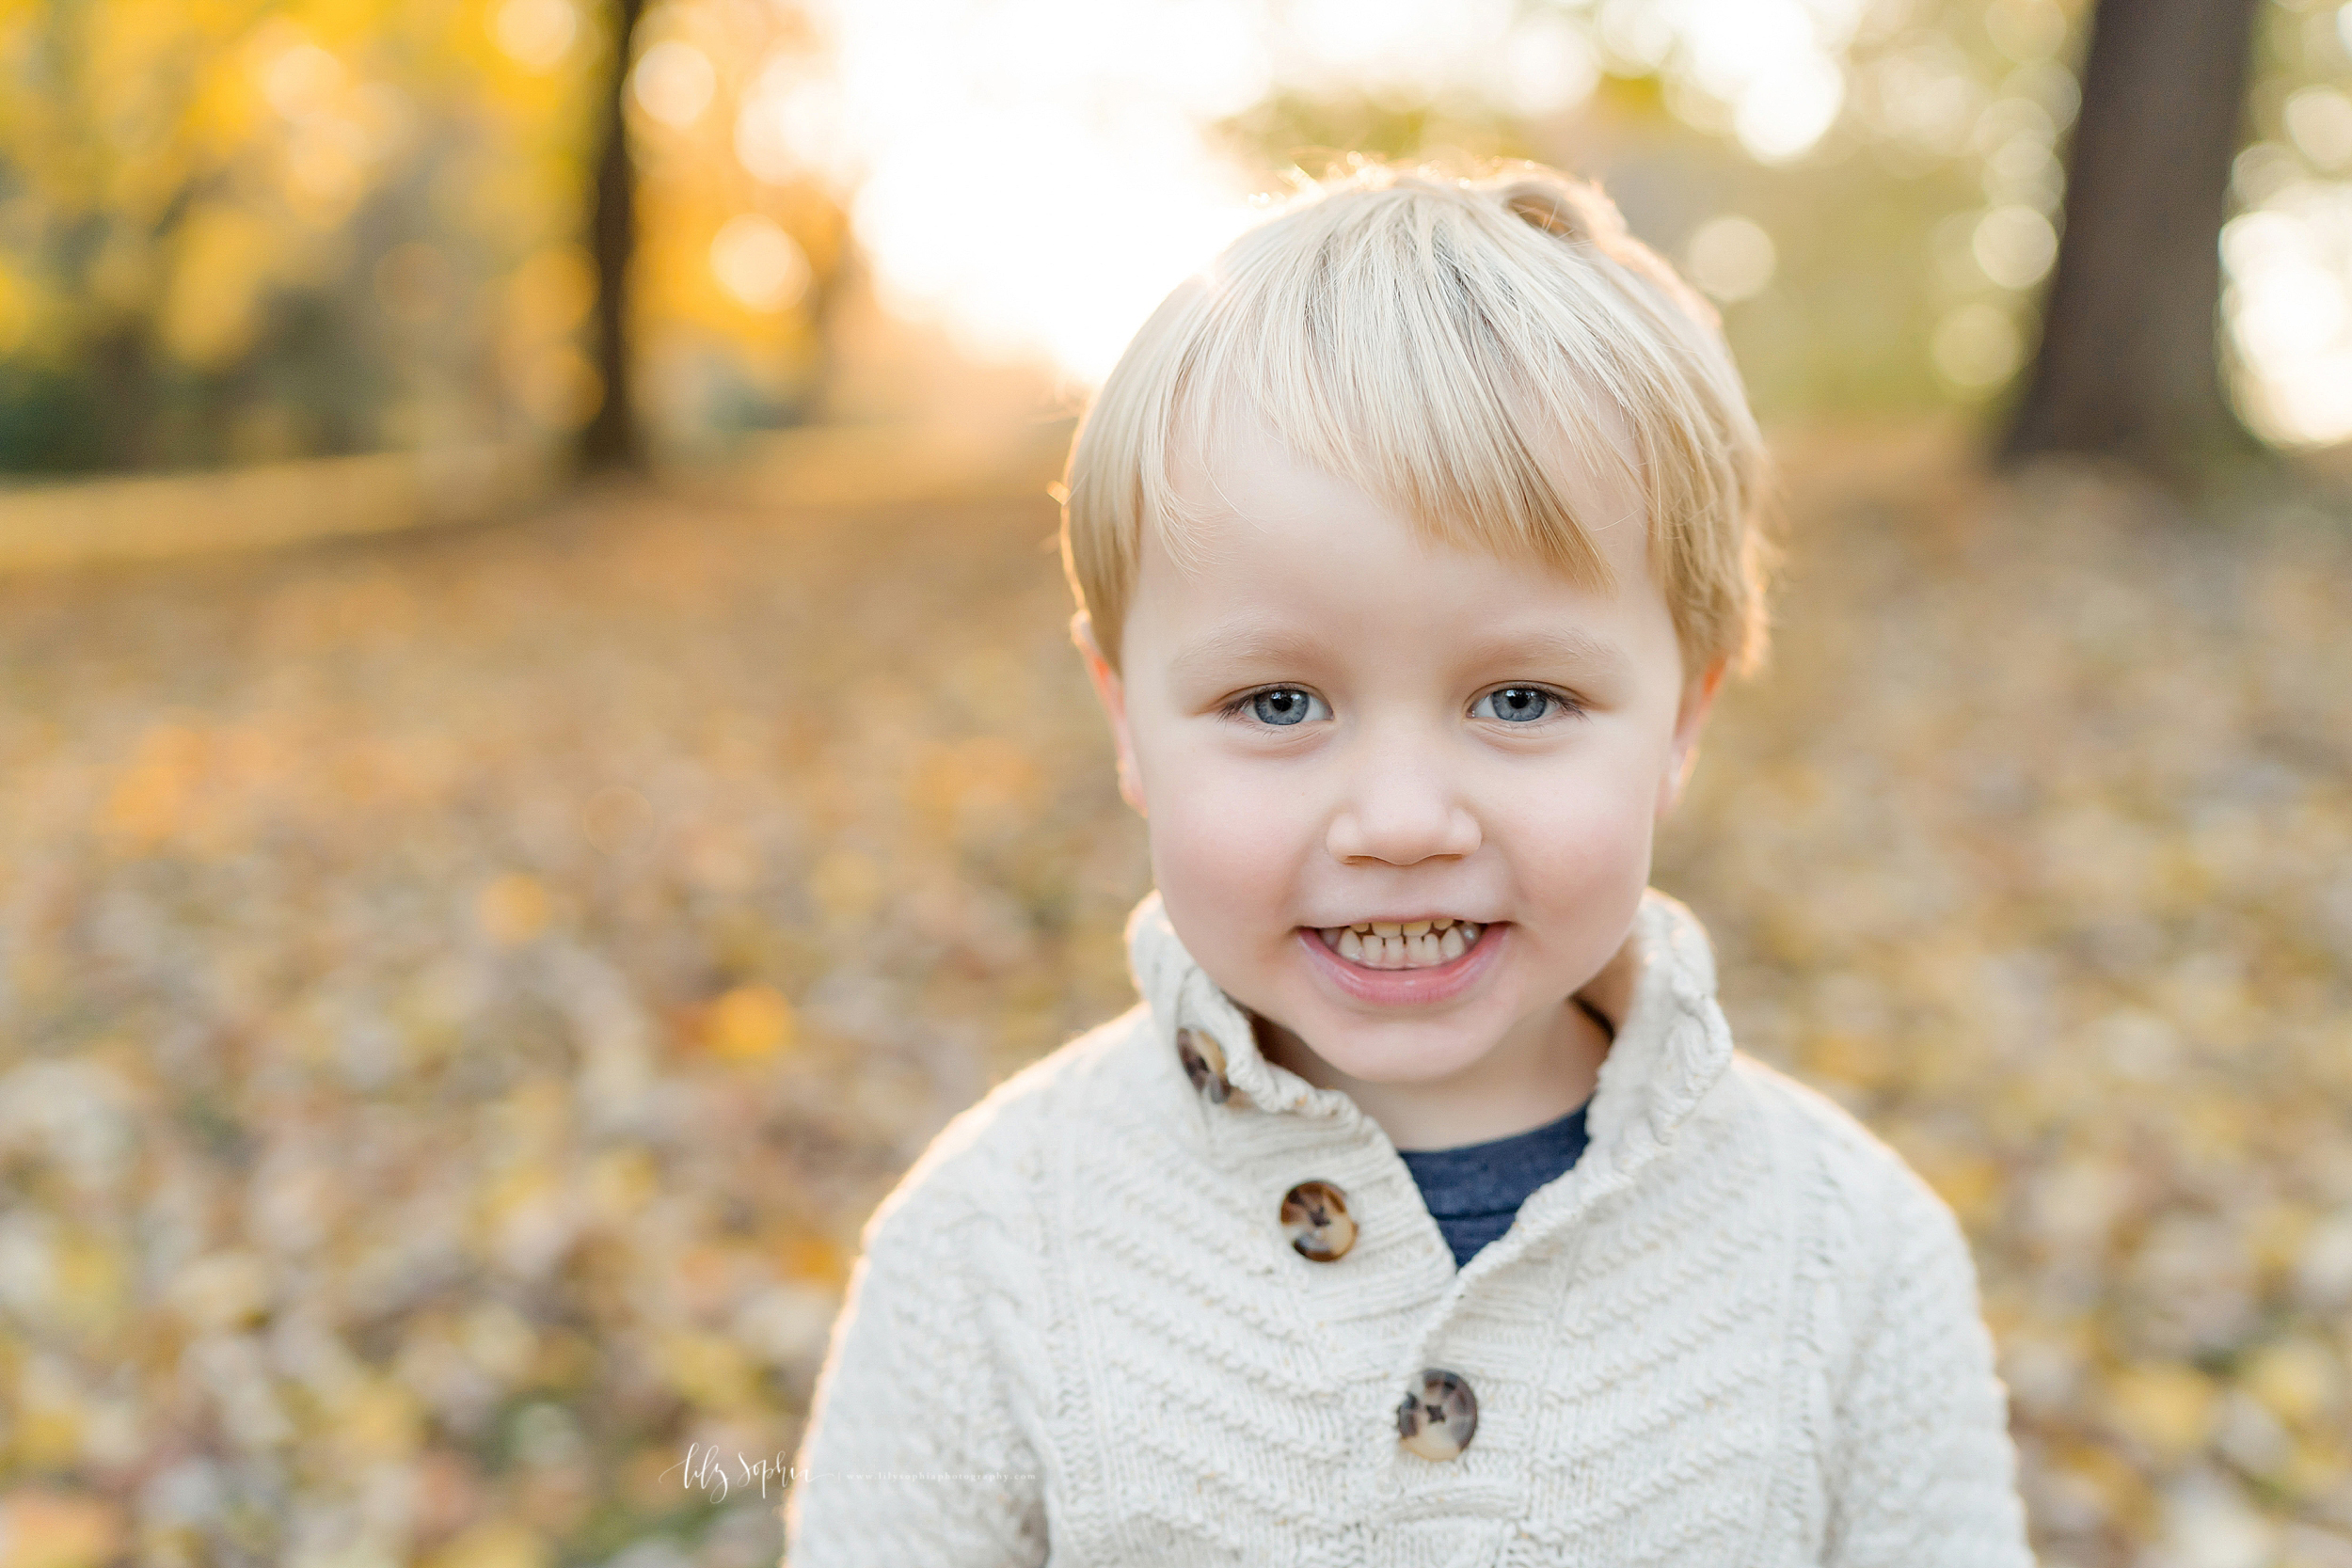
[1325,763,1482,866]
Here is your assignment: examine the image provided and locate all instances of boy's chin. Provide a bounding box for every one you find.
[1278,1007,1518,1087]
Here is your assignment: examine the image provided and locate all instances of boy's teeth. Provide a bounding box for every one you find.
[1315,920,1484,970]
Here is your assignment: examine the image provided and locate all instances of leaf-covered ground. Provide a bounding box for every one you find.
[0,431,2347,1568]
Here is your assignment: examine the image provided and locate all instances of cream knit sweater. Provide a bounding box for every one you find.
[783,890,2033,1566]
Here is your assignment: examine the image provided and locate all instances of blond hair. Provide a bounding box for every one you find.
[1058,159,1777,682]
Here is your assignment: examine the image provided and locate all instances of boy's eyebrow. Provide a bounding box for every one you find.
[1166,623,1329,686]
[1166,623,1636,685]
[1459,626,1634,682]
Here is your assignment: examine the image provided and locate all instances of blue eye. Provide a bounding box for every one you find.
[1474,687,1564,723]
[1248,688,1328,726]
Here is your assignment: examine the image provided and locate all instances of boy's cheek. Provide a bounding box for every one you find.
[1142,768,1316,971]
[1495,771,1656,874]
[1482,777,1659,950]
[1149,784,1308,914]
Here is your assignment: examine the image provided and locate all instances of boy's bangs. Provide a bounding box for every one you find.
[1139,190,1650,595]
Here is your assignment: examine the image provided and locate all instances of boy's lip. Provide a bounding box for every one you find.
[1315,913,1484,927]
[1293,921,1508,1006]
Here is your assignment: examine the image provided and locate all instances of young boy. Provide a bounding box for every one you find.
[782,162,2032,1565]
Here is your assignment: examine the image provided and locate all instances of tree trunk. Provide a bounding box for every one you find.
[578,0,647,474]
[1998,0,2266,482]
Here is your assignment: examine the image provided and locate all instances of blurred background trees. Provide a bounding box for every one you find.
[0,0,848,479]
[2000,0,2267,481]
[580,0,651,475]
[2,0,2347,489]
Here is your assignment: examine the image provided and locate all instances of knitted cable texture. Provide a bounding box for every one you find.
[783,889,2033,1567]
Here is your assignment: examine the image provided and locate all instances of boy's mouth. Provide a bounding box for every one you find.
[1313,919,1486,971]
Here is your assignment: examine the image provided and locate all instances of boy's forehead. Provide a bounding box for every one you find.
[1164,406,1654,590]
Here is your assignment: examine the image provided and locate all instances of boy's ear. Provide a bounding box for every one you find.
[1073,612,1147,816]
[1659,655,1728,819]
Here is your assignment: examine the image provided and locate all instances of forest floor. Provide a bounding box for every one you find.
[1,424,2348,1568]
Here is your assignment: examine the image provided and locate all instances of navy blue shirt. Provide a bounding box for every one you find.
[1396,1099,1593,1268]
[1394,996,1612,1269]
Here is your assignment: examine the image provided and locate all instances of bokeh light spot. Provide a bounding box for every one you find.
[1972,204,2058,289]
[710,215,811,312]
[260,40,343,119]
[633,40,716,130]
[2284,87,2352,170]
[495,0,579,72]
[1495,14,1600,119]
[1684,215,1777,302]
[2223,187,2352,445]
[737,57,853,186]
[1734,53,1845,163]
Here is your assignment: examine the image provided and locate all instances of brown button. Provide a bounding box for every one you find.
[1175,1027,1231,1104]
[1396,1369,1477,1461]
[1279,1180,1356,1261]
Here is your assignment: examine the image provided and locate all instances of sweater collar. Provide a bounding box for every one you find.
[1123,888,1735,1169]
